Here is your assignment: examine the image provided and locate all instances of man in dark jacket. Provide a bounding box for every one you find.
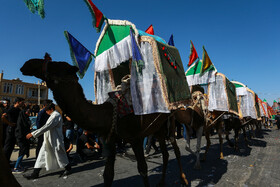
[3,97,25,163]
[12,107,31,173]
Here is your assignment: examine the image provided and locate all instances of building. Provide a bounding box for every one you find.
[0,72,48,104]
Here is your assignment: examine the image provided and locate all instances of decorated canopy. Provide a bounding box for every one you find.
[207,73,238,115]
[93,19,190,115]
[258,98,269,118]
[232,81,260,119]
[185,59,217,86]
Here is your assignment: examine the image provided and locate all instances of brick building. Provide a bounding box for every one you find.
[0,71,48,104]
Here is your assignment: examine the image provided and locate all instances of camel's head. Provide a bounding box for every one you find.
[20,59,45,79]
[21,58,79,83]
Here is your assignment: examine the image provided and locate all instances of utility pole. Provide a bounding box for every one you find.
[38,80,40,105]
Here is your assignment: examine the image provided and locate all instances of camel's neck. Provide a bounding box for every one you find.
[47,80,112,136]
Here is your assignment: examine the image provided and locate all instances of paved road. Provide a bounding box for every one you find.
[12,127,280,187]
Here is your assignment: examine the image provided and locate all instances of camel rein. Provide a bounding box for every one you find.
[106,98,118,143]
[208,112,226,127]
[141,113,163,135]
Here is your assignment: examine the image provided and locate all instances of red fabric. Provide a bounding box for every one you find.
[87,0,104,29]
[188,40,198,66]
[145,25,154,35]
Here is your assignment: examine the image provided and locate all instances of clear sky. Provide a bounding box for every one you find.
[1,0,280,106]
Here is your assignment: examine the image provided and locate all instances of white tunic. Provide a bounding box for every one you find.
[31,110,69,171]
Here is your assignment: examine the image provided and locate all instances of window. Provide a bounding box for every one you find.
[3,83,13,93]
[28,88,38,98]
[15,85,24,95]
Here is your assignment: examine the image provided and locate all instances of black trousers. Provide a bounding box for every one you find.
[2,123,8,147]
[36,135,43,158]
[3,126,16,162]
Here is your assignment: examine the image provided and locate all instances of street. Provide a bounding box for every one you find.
[13,127,280,187]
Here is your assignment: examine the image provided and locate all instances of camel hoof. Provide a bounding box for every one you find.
[181,173,188,186]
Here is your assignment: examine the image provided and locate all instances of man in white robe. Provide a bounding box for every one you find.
[23,103,71,179]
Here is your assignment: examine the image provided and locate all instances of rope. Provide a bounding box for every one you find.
[207,112,226,128]
[142,113,162,134]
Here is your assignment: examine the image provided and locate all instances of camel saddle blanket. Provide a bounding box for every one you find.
[108,91,134,118]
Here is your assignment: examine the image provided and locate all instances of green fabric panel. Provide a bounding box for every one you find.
[255,94,261,118]
[111,61,130,87]
[156,42,191,103]
[233,83,244,88]
[225,78,238,113]
[96,25,130,56]
[186,60,216,75]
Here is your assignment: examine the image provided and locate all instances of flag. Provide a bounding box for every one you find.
[145,24,154,35]
[84,0,105,32]
[201,46,213,74]
[23,0,45,19]
[188,40,198,66]
[64,31,93,79]
[130,28,144,75]
[168,34,174,46]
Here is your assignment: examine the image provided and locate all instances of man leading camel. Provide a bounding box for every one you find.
[23,103,71,179]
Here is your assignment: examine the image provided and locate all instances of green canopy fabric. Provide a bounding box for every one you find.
[185,59,217,86]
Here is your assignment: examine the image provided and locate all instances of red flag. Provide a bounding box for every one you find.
[145,24,154,35]
[188,40,198,66]
[84,0,105,32]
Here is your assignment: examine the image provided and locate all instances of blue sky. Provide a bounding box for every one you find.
[1,0,280,105]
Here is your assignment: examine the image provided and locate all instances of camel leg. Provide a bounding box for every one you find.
[194,126,203,170]
[202,127,211,161]
[242,126,249,146]
[157,137,169,187]
[131,138,150,187]
[169,136,188,186]
[169,117,188,186]
[225,131,234,147]
[217,127,224,159]
[184,126,195,155]
[103,141,117,187]
[234,128,240,152]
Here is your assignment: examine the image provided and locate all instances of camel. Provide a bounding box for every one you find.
[20,59,188,187]
[174,90,207,170]
[203,111,248,161]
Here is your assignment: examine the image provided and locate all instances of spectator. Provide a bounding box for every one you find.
[63,115,74,160]
[144,135,160,157]
[13,106,31,173]
[35,99,52,158]
[3,97,25,163]
[63,115,74,146]
[24,103,71,180]
[77,130,100,161]
[1,99,10,147]
[175,119,183,139]
[31,104,40,116]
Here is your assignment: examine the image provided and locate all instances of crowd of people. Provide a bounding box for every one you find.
[0,96,204,180]
[0,97,102,179]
